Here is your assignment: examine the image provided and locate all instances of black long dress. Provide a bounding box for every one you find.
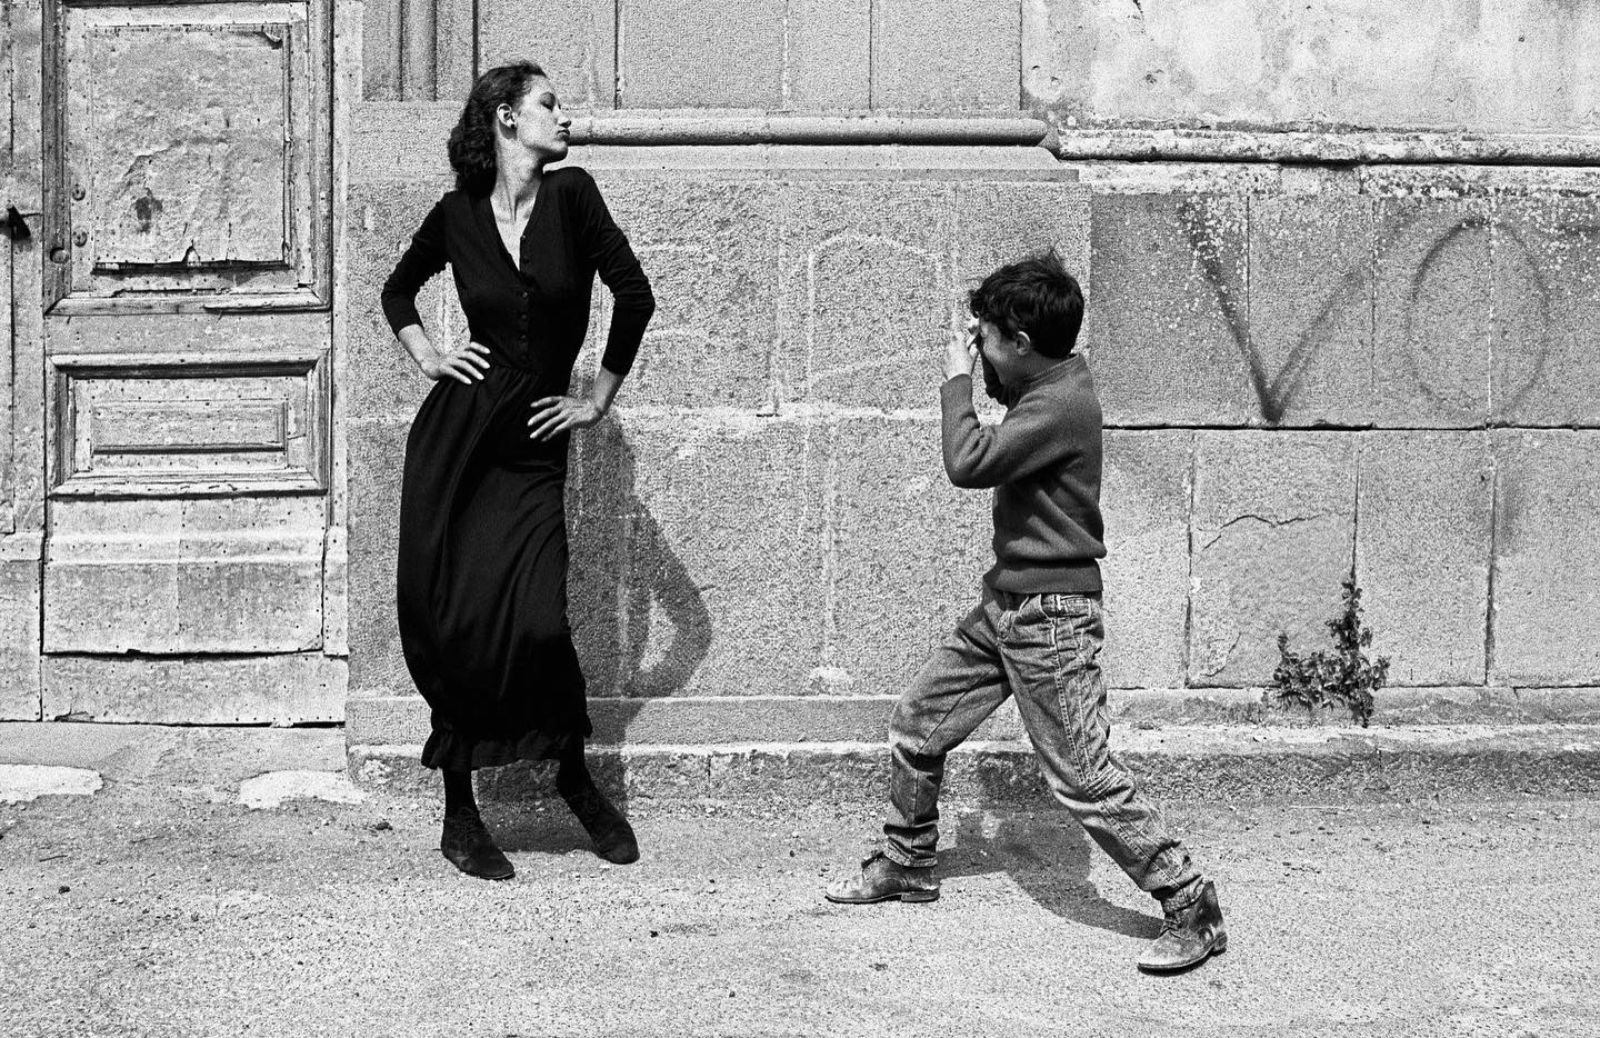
[380,167,655,771]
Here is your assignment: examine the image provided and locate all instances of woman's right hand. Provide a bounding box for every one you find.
[419,341,491,384]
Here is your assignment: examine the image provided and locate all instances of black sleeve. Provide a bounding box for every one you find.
[576,171,656,376]
[380,198,449,336]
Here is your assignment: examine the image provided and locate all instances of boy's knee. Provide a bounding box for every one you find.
[888,700,949,759]
[1040,745,1123,799]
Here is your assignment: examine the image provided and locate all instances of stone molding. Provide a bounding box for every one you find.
[1053,128,1600,167]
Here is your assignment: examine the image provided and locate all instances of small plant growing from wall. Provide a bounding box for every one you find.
[1270,576,1390,727]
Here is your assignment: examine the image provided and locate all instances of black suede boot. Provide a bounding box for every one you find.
[439,771,512,880]
[440,810,515,881]
[557,749,639,864]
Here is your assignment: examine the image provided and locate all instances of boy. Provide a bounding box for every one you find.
[823,250,1226,973]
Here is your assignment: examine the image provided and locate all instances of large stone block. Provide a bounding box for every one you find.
[953,178,1091,299]
[1246,184,1376,426]
[348,185,463,422]
[43,498,325,655]
[1356,433,1493,685]
[42,654,344,725]
[1190,432,1358,686]
[1370,197,1494,426]
[1490,432,1600,685]
[587,176,779,410]
[775,179,954,411]
[829,417,994,696]
[480,0,616,109]
[1492,193,1600,426]
[1101,431,1193,689]
[571,413,828,697]
[351,412,827,704]
[786,0,872,108]
[1029,1,1600,137]
[1086,191,1259,425]
[346,418,410,697]
[618,0,785,108]
[0,541,41,720]
[873,0,1021,110]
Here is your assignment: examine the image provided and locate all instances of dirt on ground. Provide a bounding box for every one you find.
[1,781,1596,1038]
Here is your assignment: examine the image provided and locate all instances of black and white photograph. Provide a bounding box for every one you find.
[0,1,1596,1034]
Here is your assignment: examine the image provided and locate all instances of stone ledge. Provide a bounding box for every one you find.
[1051,127,1600,166]
[0,722,346,789]
[348,724,1600,806]
[345,687,1600,748]
[354,115,1068,182]
[358,102,1048,146]
[4,720,1596,805]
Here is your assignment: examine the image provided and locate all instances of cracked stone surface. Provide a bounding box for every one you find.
[1190,433,1358,686]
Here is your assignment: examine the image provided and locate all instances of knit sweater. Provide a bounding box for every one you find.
[939,355,1106,594]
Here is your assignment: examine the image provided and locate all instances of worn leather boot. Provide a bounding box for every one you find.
[1137,879,1227,972]
[824,851,940,904]
[440,811,515,881]
[562,784,640,864]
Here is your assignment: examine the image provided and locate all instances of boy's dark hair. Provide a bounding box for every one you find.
[967,248,1085,358]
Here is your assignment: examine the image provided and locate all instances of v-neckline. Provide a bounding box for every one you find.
[475,186,542,276]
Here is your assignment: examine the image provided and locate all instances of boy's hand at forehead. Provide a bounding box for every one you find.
[944,315,979,381]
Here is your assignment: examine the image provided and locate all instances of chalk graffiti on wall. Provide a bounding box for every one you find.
[1172,194,1598,425]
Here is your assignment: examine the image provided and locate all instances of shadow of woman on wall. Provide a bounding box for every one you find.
[481,418,712,854]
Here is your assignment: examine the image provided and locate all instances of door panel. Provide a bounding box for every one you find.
[43,496,326,655]
[35,0,339,722]
[50,350,326,497]
[45,1,329,313]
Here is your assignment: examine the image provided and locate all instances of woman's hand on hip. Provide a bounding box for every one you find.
[418,341,491,384]
[528,395,604,440]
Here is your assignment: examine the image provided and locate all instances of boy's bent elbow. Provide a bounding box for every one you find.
[942,457,989,490]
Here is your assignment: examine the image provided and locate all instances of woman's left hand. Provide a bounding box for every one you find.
[527,395,605,440]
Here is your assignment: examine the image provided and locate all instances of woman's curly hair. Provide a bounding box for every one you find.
[447,61,546,196]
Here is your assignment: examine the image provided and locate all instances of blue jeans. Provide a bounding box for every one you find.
[882,587,1201,901]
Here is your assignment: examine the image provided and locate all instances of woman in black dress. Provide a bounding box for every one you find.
[380,61,655,880]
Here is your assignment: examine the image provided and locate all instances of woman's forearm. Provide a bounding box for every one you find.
[395,324,438,370]
[588,366,625,415]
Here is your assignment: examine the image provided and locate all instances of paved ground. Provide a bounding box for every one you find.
[1,764,1596,1038]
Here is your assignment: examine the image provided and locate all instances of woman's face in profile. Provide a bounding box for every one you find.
[503,77,572,162]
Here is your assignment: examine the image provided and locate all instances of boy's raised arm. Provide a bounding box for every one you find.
[938,375,1065,489]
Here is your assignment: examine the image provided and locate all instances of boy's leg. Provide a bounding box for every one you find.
[825,589,1010,904]
[881,591,1012,868]
[998,592,1204,898]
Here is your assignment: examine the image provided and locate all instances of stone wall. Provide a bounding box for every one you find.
[1029,1,1600,136]
[342,0,1600,756]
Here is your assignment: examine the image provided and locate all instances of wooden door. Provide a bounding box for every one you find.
[33,0,341,723]
[3,2,45,720]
